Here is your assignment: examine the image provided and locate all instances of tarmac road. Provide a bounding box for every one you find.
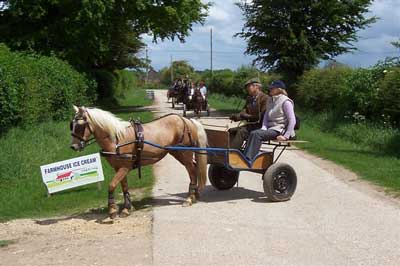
[151,90,400,266]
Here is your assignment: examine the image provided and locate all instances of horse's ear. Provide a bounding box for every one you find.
[73,105,79,113]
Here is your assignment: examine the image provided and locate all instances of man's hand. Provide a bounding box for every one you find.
[229,114,240,122]
[239,113,252,121]
[276,135,287,141]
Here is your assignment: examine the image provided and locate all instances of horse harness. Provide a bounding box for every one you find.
[70,113,96,148]
[72,112,197,181]
[116,114,195,179]
[130,119,145,179]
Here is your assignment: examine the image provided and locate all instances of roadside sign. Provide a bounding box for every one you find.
[40,153,105,194]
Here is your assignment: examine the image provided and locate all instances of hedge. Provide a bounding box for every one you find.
[201,66,281,97]
[381,68,400,123]
[297,64,400,124]
[0,44,96,133]
[94,69,139,99]
[297,67,353,113]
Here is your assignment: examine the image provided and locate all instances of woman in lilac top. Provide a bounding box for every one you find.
[243,80,296,160]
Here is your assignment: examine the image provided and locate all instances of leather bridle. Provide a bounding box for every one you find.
[70,114,96,149]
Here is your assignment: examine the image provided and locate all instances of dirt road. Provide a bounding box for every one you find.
[151,90,400,266]
[1,90,399,266]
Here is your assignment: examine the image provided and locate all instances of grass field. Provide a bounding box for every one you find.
[0,89,154,222]
[209,93,400,194]
[208,94,245,114]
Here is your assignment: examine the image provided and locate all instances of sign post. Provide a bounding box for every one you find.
[40,153,105,195]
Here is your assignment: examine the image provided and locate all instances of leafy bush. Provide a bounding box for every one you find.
[115,70,139,97]
[381,68,400,124]
[207,69,235,95]
[297,67,353,112]
[94,69,139,100]
[0,44,96,133]
[200,66,281,97]
[297,60,400,126]
[94,70,118,98]
[160,60,195,85]
[343,68,383,119]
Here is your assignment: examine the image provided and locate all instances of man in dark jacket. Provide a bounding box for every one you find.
[229,78,268,150]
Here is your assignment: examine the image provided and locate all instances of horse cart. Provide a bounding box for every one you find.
[126,126,297,202]
[183,91,211,118]
[70,106,298,219]
[169,82,189,109]
[204,128,297,201]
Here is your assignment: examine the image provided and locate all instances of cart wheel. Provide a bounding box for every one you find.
[183,104,187,117]
[263,163,297,202]
[208,164,239,190]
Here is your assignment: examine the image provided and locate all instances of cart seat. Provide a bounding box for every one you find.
[228,150,273,170]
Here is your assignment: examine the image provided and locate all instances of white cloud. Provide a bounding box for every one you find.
[209,5,231,22]
[144,0,400,70]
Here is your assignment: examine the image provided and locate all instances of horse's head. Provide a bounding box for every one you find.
[70,105,93,151]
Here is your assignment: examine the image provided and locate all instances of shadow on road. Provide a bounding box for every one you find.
[152,185,271,206]
[34,185,273,226]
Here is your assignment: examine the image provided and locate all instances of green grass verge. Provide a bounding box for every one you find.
[0,239,17,248]
[0,88,154,222]
[209,93,400,194]
[208,93,245,114]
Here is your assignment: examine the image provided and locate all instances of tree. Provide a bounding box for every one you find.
[392,39,400,49]
[236,0,376,83]
[160,60,195,85]
[0,0,209,71]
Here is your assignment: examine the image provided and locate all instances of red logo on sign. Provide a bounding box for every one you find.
[56,171,73,180]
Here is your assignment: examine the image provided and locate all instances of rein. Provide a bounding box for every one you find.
[71,132,97,147]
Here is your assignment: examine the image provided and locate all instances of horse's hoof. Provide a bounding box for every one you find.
[182,198,193,207]
[120,208,130,218]
[182,196,197,207]
[109,206,118,219]
[109,211,118,219]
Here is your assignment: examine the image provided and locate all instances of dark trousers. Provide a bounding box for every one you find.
[244,129,280,160]
[229,124,260,150]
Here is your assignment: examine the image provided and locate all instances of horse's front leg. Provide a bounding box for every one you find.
[170,151,198,207]
[108,167,129,219]
[198,102,202,118]
[120,176,133,218]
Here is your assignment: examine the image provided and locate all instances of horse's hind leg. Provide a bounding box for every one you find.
[120,176,133,218]
[108,168,129,219]
[169,151,198,207]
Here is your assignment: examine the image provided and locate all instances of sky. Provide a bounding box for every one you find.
[143,0,400,71]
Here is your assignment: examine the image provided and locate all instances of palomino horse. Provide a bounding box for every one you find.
[70,106,207,218]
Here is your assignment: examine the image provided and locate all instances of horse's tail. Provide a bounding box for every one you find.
[191,119,208,190]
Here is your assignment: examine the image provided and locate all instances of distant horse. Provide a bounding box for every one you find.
[70,106,208,218]
[192,88,205,118]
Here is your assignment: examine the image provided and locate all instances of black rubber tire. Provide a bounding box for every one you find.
[263,163,297,202]
[208,164,239,190]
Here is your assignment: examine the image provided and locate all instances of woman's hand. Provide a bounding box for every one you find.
[276,135,287,141]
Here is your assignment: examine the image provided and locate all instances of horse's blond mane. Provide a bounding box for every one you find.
[86,108,130,141]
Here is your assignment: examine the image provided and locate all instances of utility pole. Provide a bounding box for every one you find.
[145,48,149,84]
[170,55,174,83]
[210,27,213,77]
